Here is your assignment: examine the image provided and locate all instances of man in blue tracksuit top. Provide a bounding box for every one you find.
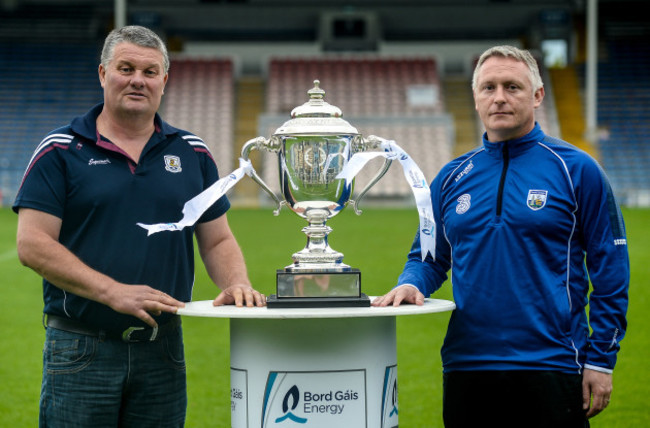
[14,26,265,427]
[373,46,629,427]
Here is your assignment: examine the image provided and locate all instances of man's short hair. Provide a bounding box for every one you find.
[101,25,169,73]
[472,45,543,93]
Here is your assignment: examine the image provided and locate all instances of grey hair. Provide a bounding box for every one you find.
[471,45,543,93]
[101,25,169,73]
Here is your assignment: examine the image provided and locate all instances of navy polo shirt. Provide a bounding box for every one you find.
[13,103,230,333]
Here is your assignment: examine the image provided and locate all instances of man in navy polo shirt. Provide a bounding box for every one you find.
[14,25,265,427]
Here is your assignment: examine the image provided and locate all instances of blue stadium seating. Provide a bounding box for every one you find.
[0,42,103,206]
[596,40,650,205]
[2,38,648,206]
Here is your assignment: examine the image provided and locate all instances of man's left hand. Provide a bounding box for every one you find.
[213,284,266,307]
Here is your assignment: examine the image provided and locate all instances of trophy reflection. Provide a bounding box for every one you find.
[242,80,391,307]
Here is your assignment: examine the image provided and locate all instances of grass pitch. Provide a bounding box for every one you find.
[0,206,648,427]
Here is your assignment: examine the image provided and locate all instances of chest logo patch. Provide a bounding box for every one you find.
[164,155,182,173]
[456,194,471,214]
[527,190,548,211]
[88,158,110,166]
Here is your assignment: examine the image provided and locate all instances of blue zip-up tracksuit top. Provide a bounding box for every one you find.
[399,123,629,374]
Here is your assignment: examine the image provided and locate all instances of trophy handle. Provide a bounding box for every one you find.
[241,136,285,215]
[349,135,393,215]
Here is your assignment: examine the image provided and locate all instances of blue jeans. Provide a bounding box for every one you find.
[40,324,187,428]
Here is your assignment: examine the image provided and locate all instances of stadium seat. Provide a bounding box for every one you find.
[160,57,235,172]
[260,56,452,202]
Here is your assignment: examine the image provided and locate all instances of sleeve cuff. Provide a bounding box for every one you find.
[395,283,421,292]
[584,364,613,374]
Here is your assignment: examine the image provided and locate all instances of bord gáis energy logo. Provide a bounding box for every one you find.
[262,370,365,427]
[273,384,359,424]
[275,385,307,424]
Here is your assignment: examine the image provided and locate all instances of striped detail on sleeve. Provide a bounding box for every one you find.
[20,133,74,186]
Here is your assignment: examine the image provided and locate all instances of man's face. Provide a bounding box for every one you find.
[473,56,544,142]
[98,42,168,120]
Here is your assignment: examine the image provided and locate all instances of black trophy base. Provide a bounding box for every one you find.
[267,268,369,308]
[266,293,371,308]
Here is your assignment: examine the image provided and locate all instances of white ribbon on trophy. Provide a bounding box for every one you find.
[137,158,254,236]
[335,137,436,262]
[137,139,436,263]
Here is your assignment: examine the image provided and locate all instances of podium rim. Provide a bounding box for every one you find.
[177,297,455,319]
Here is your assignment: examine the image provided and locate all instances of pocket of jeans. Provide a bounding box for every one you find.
[161,330,186,371]
[44,330,96,374]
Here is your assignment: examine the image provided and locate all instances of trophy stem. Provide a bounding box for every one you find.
[288,209,348,270]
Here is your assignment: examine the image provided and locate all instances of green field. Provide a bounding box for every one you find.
[1,206,648,427]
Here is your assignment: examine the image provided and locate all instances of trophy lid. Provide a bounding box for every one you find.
[274,80,359,136]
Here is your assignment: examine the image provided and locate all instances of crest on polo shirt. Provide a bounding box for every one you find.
[164,155,182,173]
[527,189,548,211]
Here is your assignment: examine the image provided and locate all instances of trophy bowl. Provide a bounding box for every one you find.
[241,80,391,307]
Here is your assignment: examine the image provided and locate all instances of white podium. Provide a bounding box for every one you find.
[178,298,455,428]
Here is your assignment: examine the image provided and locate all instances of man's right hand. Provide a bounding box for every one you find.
[105,283,186,328]
[371,284,425,307]
[17,208,185,329]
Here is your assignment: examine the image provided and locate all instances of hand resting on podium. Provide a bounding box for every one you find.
[371,284,425,307]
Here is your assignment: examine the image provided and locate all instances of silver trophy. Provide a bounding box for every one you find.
[242,80,391,307]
